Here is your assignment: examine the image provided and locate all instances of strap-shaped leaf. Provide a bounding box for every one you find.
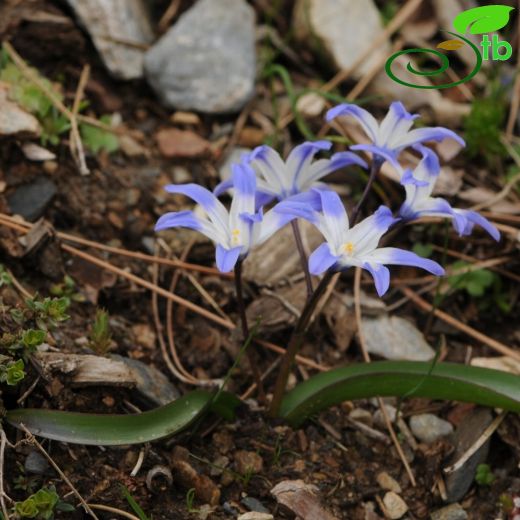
[453,5,514,34]
[280,361,520,426]
[5,390,239,445]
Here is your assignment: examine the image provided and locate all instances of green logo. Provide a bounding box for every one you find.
[385,5,515,89]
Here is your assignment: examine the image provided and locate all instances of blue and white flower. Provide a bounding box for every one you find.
[276,188,445,296]
[155,163,295,272]
[398,146,500,241]
[216,141,366,202]
[326,101,465,165]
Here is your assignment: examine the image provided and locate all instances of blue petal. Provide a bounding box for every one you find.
[350,144,400,168]
[373,205,399,232]
[325,104,379,142]
[413,144,440,177]
[309,243,339,275]
[165,183,217,210]
[396,127,466,150]
[317,189,346,219]
[155,210,201,232]
[363,263,391,297]
[378,248,445,276]
[389,101,418,121]
[329,151,368,170]
[274,200,318,223]
[401,168,430,187]
[255,191,275,209]
[213,178,233,196]
[455,210,500,241]
[231,162,256,197]
[240,209,263,224]
[215,244,242,272]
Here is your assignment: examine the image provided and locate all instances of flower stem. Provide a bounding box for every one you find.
[269,270,334,417]
[350,156,384,226]
[234,260,265,401]
[291,219,313,299]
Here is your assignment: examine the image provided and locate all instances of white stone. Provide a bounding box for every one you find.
[383,492,408,519]
[410,413,453,444]
[65,0,153,79]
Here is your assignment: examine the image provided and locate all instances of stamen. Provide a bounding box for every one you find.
[231,228,240,245]
[342,242,354,255]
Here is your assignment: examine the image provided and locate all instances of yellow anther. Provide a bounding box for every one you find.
[232,229,240,236]
[342,242,354,254]
[231,228,241,245]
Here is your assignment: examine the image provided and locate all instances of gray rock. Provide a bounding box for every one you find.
[0,85,40,137]
[430,503,468,520]
[293,0,390,77]
[24,451,50,475]
[7,177,57,221]
[241,496,271,514]
[445,408,493,502]
[113,355,180,406]
[144,0,256,113]
[362,315,435,361]
[410,414,453,444]
[65,0,153,79]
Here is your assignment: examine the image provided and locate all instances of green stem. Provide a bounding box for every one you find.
[291,220,313,299]
[269,270,334,417]
[234,261,265,401]
[350,156,384,225]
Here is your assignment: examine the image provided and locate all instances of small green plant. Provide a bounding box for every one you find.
[463,85,507,162]
[185,488,199,513]
[120,485,150,520]
[49,276,85,305]
[88,308,112,355]
[0,265,12,287]
[448,261,495,297]
[0,358,25,385]
[475,463,495,486]
[0,49,118,153]
[25,296,70,331]
[13,486,73,519]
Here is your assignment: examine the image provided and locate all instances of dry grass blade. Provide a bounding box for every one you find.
[400,287,520,362]
[69,64,90,175]
[20,425,100,519]
[0,213,229,277]
[86,504,142,520]
[0,430,11,520]
[354,268,417,487]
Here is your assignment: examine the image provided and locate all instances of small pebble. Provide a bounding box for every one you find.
[383,492,408,519]
[240,496,271,514]
[430,503,468,520]
[376,472,401,493]
[373,405,397,428]
[24,451,50,475]
[349,408,373,426]
[237,513,273,520]
[410,413,453,444]
[234,450,264,475]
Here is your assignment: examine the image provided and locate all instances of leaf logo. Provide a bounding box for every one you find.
[453,5,515,35]
[437,39,465,51]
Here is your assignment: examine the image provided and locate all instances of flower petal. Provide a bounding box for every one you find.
[296,151,367,190]
[378,101,419,147]
[393,127,465,151]
[452,209,500,241]
[155,210,222,243]
[213,178,233,197]
[248,145,287,196]
[326,104,379,143]
[346,206,398,255]
[215,244,242,272]
[309,243,339,275]
[317,189,349,247]
[255,207,295,245]
[363,262,390,296]
[165,183,229,233]
[285,140,332,193]
[364,247,445,276]
[350,144,400,168]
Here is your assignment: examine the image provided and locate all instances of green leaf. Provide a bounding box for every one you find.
[80,117,119,154]
[22,329,46,349]
[412,242,433,258]
[6,390,237,446]
[6,359,25,386]
[453,5,514,34]
[120,485,150,520]
[280,361,520,426]
[15,497,39,518]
